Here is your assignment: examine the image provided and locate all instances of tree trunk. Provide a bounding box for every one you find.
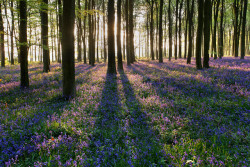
[129,0,135,63]
[240,0,248,59]
[196,0,203,69]
[83,0,87,64]
[57,0,63,63]
[150,2,154,60]
[0,2,4,67]
[10,0,14,65]
[178,0,183,59]
[107,0,116,74]
[219,0,224,59]
[62,0,76,99]
[125,0,130,65]
[77,0,82,62]
[168,0,172,61]
[159,0,163,63]
[175,0,179,60]
[117,0,123,70]
[41,0,50,72]
[187,0,194,64]
[20,0,29,88]
[103,0,107,63]
[184,1,188,59]
[203,0,212,68]
[212,0,220,59]
[96,14,99,63]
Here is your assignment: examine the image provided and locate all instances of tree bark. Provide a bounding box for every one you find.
[62,0,76,99]
[159,0,163,63]
[10,0,14,65]
[184,1,188,59]
[219,0,224,59]
[77,0,82,62]
[107,0,116,74]
[196,0,203,69]
[103,0,107,63]
[117,0,123,70]
[41,0,50,72]
[240,0,248,59]
[187,0,194,64]
[175,0,179,60]
[0,2,4,67]
[20,0,29,88]
[203,0,212,68]
[168,0,172,61]
[178,0,183,59]
[129,0,135,63]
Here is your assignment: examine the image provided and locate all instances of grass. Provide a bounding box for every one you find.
[0,57,249,166]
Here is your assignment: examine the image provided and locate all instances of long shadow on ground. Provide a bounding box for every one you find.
[0,64,103,166]
[128,63,249,163]
[86,74,129,166]
[119,71,165,166]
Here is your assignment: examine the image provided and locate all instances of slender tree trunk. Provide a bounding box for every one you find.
[129,0,135,63]
[219,0,224,59]
[168,0,172,61]
[41,0,50,72]
[0,2,4,67]
[117,0,123,70]
[83,0,87,64]
[150,2,154,60]
[62,0,76,99]
[187,0,194,64]
[96,14,99,63]
[212,0,220,59]
[123,23,126,60]
[77,0,82,62]
[103,0,107,63]
[184,1,188,59]
[10,0,14,65]
[50,12,54,62]
[196,0,203,69]
[125,0,130,65]
[146,12,149,59]
[203,0,212,68]
[178,0,183,59]
[240,0,248,59]
[159,0,163,63]
[20,0,29,88]
[57,0,63,63]
[175,0,179,60]
[155,3,159,60]
[107,0,116,74]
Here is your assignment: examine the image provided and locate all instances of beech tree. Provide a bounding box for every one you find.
[117,0,123,70]
[41,0,50,72]
[0,2,4,67]
[107,0,116,74]
[20,0,29,88]
[62,0,76,99]
[196,0,203,69]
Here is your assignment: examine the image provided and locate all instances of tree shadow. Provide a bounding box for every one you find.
[0,63,105,166]
[127,63,249,154]
[132,61,250,97]
[118,71,165,166]
[86,73,129,166]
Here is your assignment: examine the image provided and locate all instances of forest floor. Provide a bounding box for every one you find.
[0,57,249,166]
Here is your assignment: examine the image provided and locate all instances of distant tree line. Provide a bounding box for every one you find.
[0,0,249,99]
